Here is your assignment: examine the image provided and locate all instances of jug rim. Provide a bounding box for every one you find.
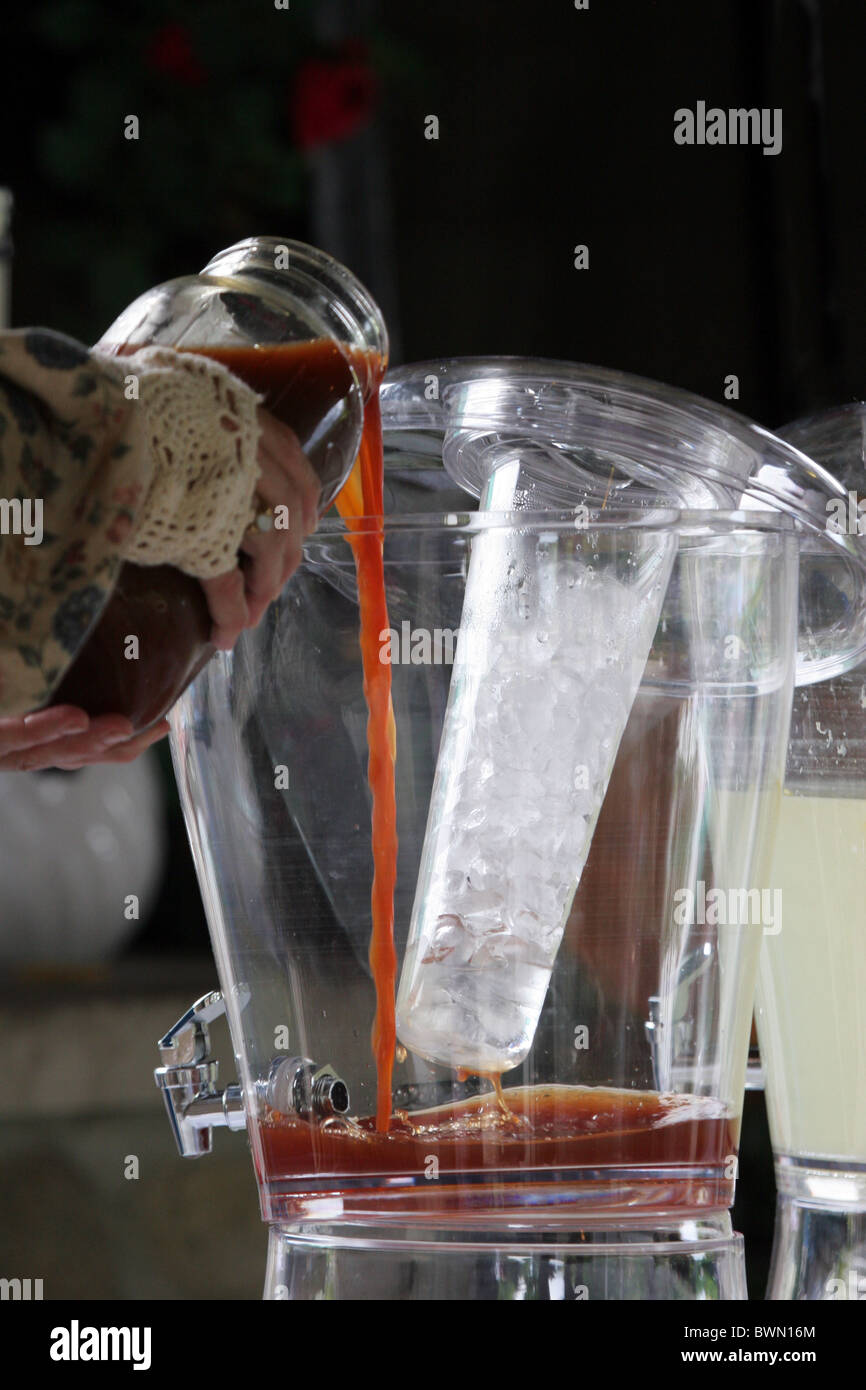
[315,502,863,685]
[316,505,800,536]
[201,236,389,393]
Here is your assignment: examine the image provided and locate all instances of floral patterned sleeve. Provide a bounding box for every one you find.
[0,329,156,718]
[0,327,261,719]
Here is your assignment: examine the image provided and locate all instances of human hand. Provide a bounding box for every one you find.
[200,408,321,651]
[0,704,169,772]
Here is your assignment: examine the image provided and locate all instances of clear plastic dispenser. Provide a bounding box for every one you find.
[160,360,866,1300]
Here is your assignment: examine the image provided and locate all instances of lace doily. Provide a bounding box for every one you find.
[98,345,263,578]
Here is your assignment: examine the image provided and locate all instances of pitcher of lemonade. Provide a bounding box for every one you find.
[757,402,866,1300]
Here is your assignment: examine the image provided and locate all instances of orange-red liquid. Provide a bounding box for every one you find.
[185,339,368,450]
[333,390,398,1132]
[256,1084,737,1216]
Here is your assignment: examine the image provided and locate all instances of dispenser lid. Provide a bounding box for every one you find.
[380,358,866,683]
[779,401,866,495]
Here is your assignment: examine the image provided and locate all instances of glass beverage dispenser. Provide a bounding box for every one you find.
[158,354,866,1300]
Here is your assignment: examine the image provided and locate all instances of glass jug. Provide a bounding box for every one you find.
[756,402,866,1301]
[160,362,866,1300]
[51,237,388,731]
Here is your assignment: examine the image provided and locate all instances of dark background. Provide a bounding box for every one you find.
[7,0,865,416]
[1,0,863,1298]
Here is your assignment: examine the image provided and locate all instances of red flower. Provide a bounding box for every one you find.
[146,24,207,87]
[292,50,378,151]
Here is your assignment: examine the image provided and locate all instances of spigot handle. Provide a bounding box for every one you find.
[155,989,246,1158]
[157,988,227,1061]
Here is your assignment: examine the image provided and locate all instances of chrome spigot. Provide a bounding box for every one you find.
[154,990,246,1158]
[263,1056,350,1121]
[155,993,351,1157]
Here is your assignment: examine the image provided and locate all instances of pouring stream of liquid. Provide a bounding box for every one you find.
[335,390,398,1131]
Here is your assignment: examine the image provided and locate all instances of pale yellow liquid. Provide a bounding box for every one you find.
[757,792,866,1161]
